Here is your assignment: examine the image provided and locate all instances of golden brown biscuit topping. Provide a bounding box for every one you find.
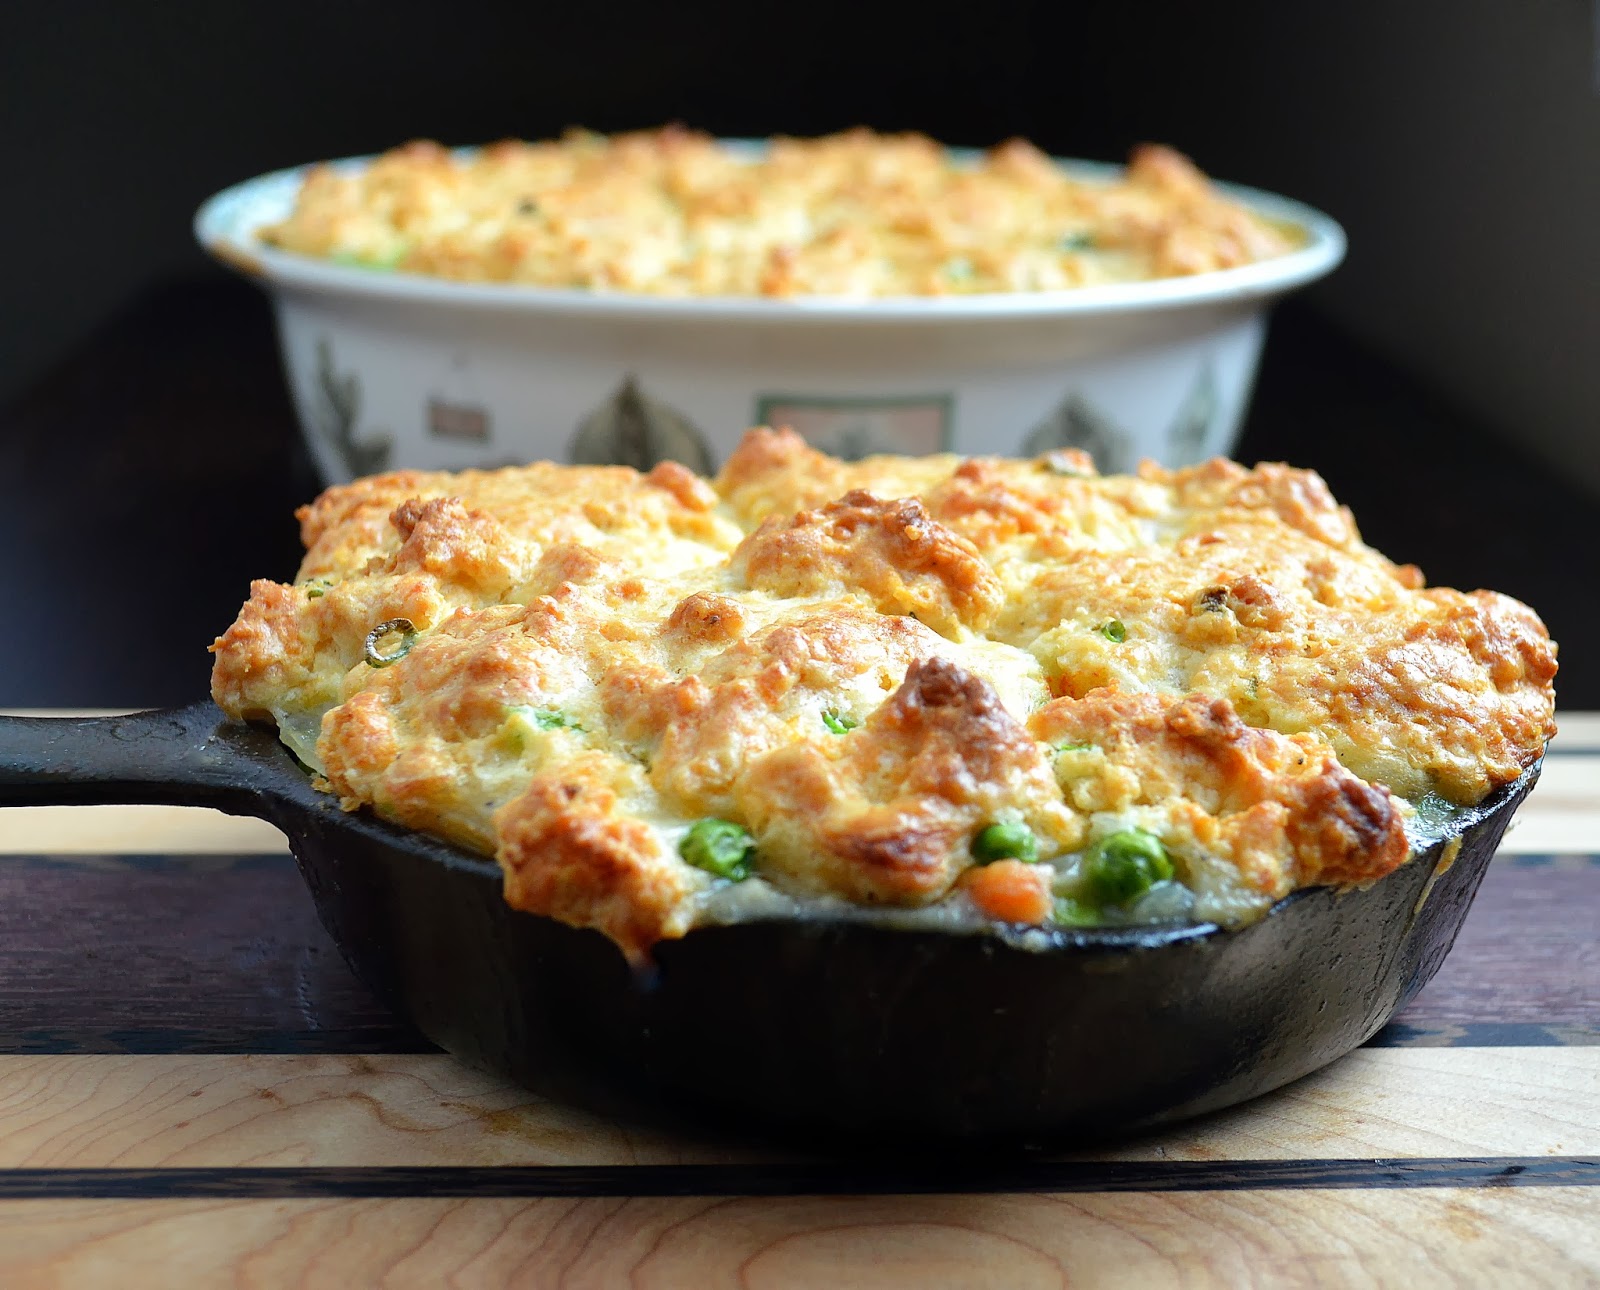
[261,129,1301,298]
[212,429,1556,959]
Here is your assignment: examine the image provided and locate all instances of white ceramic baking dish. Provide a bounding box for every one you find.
[195,149,1344,483]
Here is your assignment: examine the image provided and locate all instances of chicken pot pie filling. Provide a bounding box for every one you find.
[212,431,1556,960]
[260,127,1301,297]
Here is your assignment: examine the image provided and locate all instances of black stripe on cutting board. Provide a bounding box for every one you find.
[1503,853,1600,868]
[0,1158,1593,1200]
[7,1020,1593,1056]
[0,1028,437,1056]
[0,852,291,872]
[1366,1021,1600,1047]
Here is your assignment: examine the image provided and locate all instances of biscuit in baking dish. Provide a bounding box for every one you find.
[211,430,1557,959]
[260,128,1300,298]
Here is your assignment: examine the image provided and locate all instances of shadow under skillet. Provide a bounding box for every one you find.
[0,277,1591,707]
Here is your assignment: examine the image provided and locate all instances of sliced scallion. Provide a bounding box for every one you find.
[822,710,859,735]
[512,706,579,731]
[364,618,417,668]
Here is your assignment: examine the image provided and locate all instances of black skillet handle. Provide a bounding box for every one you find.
[0,701,294,818]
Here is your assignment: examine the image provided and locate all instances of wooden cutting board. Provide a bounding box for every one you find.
[0,715,1594,1287]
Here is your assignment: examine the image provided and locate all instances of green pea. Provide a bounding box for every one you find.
[1083,829,1174,905]
[679,819,755,881]
[1052,896,1101,927]
[971,821,1038,864]
[1100,619,1127,643]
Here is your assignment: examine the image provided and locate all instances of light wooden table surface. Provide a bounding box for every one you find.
[0,714,1594,1288]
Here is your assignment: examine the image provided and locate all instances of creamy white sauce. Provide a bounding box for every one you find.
[272,705,328,772]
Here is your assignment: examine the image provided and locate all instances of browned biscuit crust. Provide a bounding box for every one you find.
[732,491,1002,637]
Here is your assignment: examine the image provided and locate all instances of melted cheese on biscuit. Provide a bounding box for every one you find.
[211,429,1557,959]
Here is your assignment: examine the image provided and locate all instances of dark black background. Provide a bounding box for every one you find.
[4,0,1353,400]
[2,0,1594,706]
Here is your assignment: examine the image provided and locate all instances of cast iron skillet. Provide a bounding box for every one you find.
[0,702,1537,1147]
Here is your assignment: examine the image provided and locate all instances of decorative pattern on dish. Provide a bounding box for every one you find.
[211,429,1557,960]
[568,376,713,474]
[310,338,391,476]
[260,128,1301,298]
[751,394,953,460]
[1022,363,1222,474]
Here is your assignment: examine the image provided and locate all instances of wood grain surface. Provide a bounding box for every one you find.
[1550,713,1600,749]
[0,1048,1592,1170]
[0,1187,1595,1289]
[0,803,284,855]
[1509,755,1600,855]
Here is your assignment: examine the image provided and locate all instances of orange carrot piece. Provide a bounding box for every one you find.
[962,859,1052,924]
